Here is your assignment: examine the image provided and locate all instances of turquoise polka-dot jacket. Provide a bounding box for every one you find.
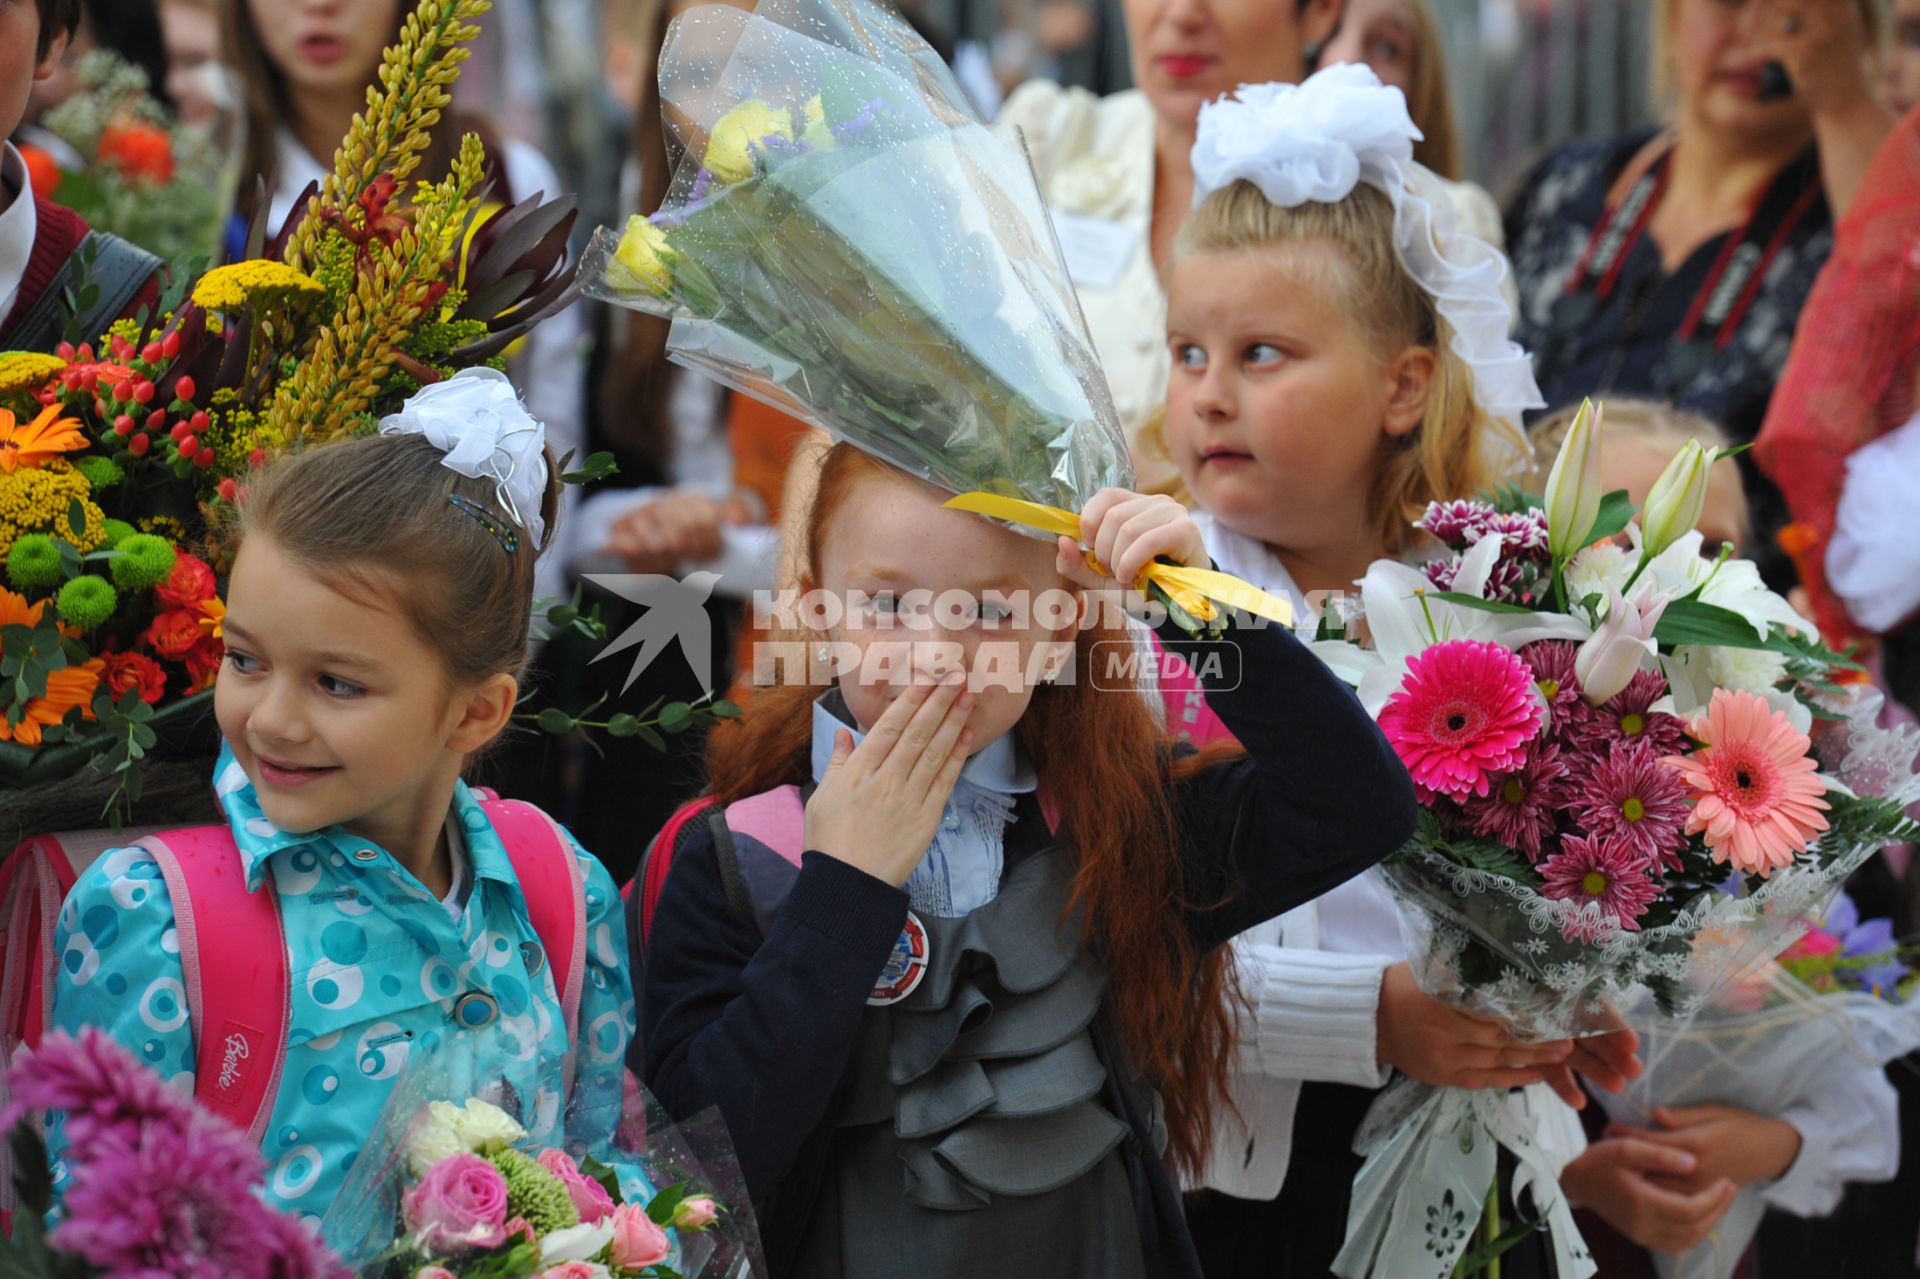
[46,746,636,1225]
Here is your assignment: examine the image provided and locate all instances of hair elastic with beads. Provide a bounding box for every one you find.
[449,494,520,554]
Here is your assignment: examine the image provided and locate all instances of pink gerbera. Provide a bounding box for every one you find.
[1539,833,1661,942]
[1461,741,1569,861]
[1567,739,1692,870]
[1664,688,1831,877]
[1563,668,1693,756]
[1380,640,1541,797]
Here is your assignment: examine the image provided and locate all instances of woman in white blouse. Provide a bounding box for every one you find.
[993,0,1343,491]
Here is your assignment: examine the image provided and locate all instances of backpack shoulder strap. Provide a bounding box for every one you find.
[481,798,587,1095]
[135,827,288,1146]
[635,796,717,951]
[8,231,161,353]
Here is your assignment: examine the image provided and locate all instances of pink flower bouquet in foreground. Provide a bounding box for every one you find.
[341,1095,725,1279]
[1316,400,1920,1040]
[0,1027,349,1279]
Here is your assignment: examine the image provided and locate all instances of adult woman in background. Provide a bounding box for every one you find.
[1504,0,1890,580]
[994,0,1343,491]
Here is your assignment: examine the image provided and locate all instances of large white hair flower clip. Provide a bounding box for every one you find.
[1190,64,1542,453]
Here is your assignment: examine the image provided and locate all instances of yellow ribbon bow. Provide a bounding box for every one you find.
[941,492,1294,630]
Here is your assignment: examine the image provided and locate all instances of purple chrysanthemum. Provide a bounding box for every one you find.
[6,1030,349,1279]
[1484,510,1550,559]
[1423,559,1460,591]
[1539,834,1662,942]
[1461,741,1570,862]
[1416,499,1498,549]
[1520,640,1583,729]
[1567,739,1692,869]
[1563,667,1694,755]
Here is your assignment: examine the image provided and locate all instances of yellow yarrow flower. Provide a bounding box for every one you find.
[703,99,793,185]
[191,261,326,314]
[0,459,107,557]
[610,216,676,297]
[0,353,67,393]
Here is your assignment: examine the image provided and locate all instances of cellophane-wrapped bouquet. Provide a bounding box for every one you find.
[320,1028,762,1279]
[1597,900,1919,1279]
[576,0,1130,515]
[1325,400,1920,1279]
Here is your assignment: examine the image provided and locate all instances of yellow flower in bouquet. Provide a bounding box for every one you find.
[611,216,677,297]
[191,261,326,315]
[801,95,836,151]
[0,460,106,556]
[704,98,793,184]
[0,353,67,393]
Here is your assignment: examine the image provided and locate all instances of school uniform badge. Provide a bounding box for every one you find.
[868,911,930,1006]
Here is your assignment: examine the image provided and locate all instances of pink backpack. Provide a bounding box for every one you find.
[0,796,587,1219]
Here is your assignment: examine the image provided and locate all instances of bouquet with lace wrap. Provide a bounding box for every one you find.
[1321,401,1920,1279]
[576,0,1130,515]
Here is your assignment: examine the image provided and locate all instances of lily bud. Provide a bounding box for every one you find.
[1545,398,1605,561]
[1575,585,1669,706]
[1639,438,1719,558]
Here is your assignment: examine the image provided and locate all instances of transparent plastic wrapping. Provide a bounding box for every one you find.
[1598,967,1920,1279]
[1382,683,1920,1041]
[319,1026,762,1279]
[576,0,1131,513]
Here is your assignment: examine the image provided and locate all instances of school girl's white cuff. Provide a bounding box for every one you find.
[1235,944,1393,1090]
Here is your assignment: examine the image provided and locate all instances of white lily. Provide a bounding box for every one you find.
[1661,645,1813,734]
[1311,534,1591,715]
[1575,585,1669,706]
[1633,529,1816,640]
[1639,438,1719,559]
[1544,398,1605,561]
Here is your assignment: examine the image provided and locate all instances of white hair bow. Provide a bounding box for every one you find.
[378,367,550,547]
[1190,64,1543,450]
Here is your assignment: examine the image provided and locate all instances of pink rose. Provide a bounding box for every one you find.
[672,1196,720,1229]
[536,1148,616,1224]
[1783,928,1842,961]
[609,1202,671,1270]
[415,1270,459,1279]
[537,1264,606,1279]
[401,1153,509,1254]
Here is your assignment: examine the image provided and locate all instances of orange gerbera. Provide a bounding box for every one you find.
[0,657,103,747]
[0,402,88,472]
[0,585,48,628]
[1664,689,1831,878]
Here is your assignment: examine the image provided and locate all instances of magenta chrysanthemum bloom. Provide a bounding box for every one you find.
[1423,559,1460,592]
[1461,741,1569,861]
[1416,498,1498,549]
[1567,739,1692,869]
[1539,834,1662,942]
[6,1030,349,1279]
[1484,510,1550,559]
[1520,640,1583,729]
[1379,640,1542,797]
[1564,668,1693,755]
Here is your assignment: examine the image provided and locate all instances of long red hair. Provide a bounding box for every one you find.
[706,444,1242,1176]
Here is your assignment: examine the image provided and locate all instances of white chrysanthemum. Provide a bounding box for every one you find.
[540,1220,616,1264]
[1566,542,1632,606]
[1702,644,1790,696]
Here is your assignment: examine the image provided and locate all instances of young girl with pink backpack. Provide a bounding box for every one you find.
[7,370,631,1226]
